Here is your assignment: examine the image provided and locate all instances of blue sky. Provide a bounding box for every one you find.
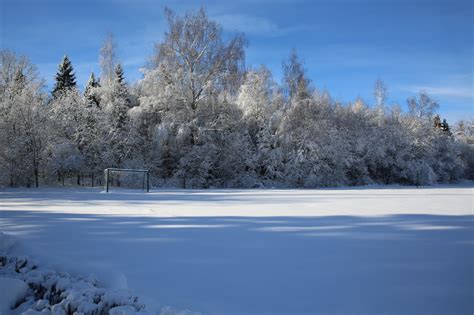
[1,0,472,122]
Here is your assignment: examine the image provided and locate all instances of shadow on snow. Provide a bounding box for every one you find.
[0,208,472,315]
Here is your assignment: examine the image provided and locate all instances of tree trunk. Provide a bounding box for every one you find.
[34,166,39,188]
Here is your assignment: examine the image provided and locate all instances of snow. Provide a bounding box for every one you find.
[0,253,147,315]
[0,277,28,314]
[0,231,17,252]
[0,184,472,217]
[109,305,138,315]
[0,184,473,315]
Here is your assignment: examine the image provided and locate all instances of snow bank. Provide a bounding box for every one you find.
[0,233,198,315]
[0,277,28,314]
[0,254,146,315]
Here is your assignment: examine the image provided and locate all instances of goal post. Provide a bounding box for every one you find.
[104,168,150,193]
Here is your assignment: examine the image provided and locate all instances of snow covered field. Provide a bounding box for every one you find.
[0,185,473,315]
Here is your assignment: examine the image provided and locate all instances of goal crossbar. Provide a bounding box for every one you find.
[104,168,150,193]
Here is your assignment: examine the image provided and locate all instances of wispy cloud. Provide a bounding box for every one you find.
[213,14,304,36]
[401,85,473,99]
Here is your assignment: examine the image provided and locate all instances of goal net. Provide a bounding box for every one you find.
[104,168,150,192]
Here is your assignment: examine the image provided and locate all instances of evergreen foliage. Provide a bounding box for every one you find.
[114,64,125,85]
[441,119,451,134]
[84,72,100,107]
[52,55,77,98]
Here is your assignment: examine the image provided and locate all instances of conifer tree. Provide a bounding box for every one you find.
[115,64,125,85]
[84,72,100,107]
[52,55,77,98]
[100,62,132,168]
[434,115,451,135]
[113,63,130,107]
[441,119,451,134]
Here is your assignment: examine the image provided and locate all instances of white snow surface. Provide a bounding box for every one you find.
[0,184,473,315]
[0,277,28,313]
[0,233,196,315]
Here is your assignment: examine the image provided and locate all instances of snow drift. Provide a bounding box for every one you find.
[0,232,198,315]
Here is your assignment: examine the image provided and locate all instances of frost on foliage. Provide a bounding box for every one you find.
[1,12,472,189]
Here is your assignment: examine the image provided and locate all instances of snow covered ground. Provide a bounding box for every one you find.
[0,185,473,315]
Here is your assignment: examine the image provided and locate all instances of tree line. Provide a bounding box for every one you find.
[0,8,473,188]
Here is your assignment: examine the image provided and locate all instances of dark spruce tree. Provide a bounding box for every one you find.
[52,55,77,98]
[441,119,451,134]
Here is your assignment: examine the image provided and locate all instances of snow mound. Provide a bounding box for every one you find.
[0,277,29,314]
[0,255,145,315]
[0,232,199,315]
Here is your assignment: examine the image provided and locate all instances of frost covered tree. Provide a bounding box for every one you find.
[99,33,117,88]
[373,79,387,125]
[282,91,347,187]
[0,7,469,188]
[108,64,131,123]
[84,72,100,107]
[374,79,387,109]
[152,7,246,103]
[99,63,133,169]
[429,128,463,182]
[47,90,86,184]
[46,89,103,186]
[150,7,246,144]
[115,64,125,85]
[134,7,248,185]
[52,55,77,98]
[453,119,474,179]
[407,91,439,121]
[282,50,311,101]
[237,66,284,184]
[0,50,46,187]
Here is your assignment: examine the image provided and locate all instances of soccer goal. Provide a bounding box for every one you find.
[104,168,150,193]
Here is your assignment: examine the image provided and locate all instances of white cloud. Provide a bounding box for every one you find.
[402,85,473,99]
[213,14,300,36]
